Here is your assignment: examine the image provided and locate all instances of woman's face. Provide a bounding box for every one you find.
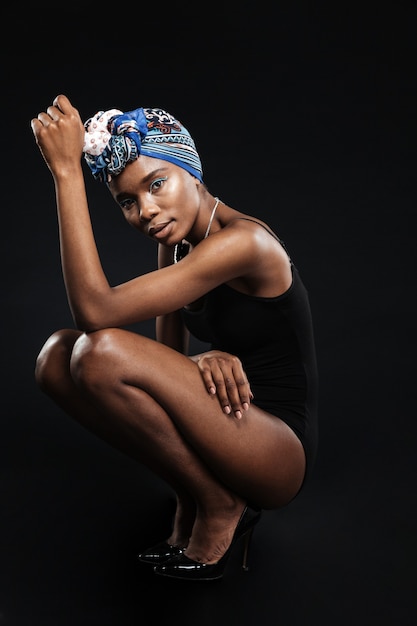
[108,155,201,246]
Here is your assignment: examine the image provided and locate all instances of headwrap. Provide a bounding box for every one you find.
[83,107,203,184]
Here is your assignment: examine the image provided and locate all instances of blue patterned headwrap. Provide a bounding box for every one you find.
[83,107,203,184]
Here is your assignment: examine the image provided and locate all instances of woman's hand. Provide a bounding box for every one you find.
[192,350,254,419]
[30,94,85,179]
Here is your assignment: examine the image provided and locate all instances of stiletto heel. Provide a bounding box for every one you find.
[137,540,184,565]
[153,505,261,581]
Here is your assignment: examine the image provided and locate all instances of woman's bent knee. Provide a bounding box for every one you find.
[70,328,151,397]
[35,328,81,391]
[69,329,121,391]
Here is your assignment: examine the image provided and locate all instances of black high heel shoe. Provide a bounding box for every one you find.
[137,540,184,565]
[153,506,261,581]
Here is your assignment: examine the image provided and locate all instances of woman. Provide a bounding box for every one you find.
[31,95,318,581]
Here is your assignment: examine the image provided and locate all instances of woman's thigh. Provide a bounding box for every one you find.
[73,328,306,507]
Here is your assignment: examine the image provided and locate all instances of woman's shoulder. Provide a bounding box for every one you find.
[213,216,292,296]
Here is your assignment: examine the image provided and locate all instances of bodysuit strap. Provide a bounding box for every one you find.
[174,217,292,264]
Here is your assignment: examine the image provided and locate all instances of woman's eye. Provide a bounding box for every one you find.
[119,198,135,210]
[150,176,168,193]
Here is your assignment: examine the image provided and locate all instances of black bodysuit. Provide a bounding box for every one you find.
[180,219,319,480]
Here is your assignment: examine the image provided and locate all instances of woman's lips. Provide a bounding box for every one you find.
[149,221,173,240]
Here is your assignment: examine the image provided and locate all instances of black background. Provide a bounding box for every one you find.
[1,3,416,625]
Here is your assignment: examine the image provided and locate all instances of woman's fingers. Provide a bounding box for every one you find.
[197,352,253,419]
[197,358,217,396]
[52,94,73,112]
[30,95,85,174]
[31,95,72,130]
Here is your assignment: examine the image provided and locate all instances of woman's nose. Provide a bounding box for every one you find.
[139,200,159,222]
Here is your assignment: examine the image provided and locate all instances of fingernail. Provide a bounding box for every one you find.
[243,402,249,410]
[224,405,231,414]
[235,411,242,419]
[209,386,216,395]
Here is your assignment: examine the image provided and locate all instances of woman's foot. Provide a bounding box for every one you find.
[138,495,196,564]
[181,499,247,565]
[137,540,184,564]
[166,496,196,548]
[154,505,262,580]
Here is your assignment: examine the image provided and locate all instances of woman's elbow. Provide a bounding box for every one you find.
[72,308,107,333]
